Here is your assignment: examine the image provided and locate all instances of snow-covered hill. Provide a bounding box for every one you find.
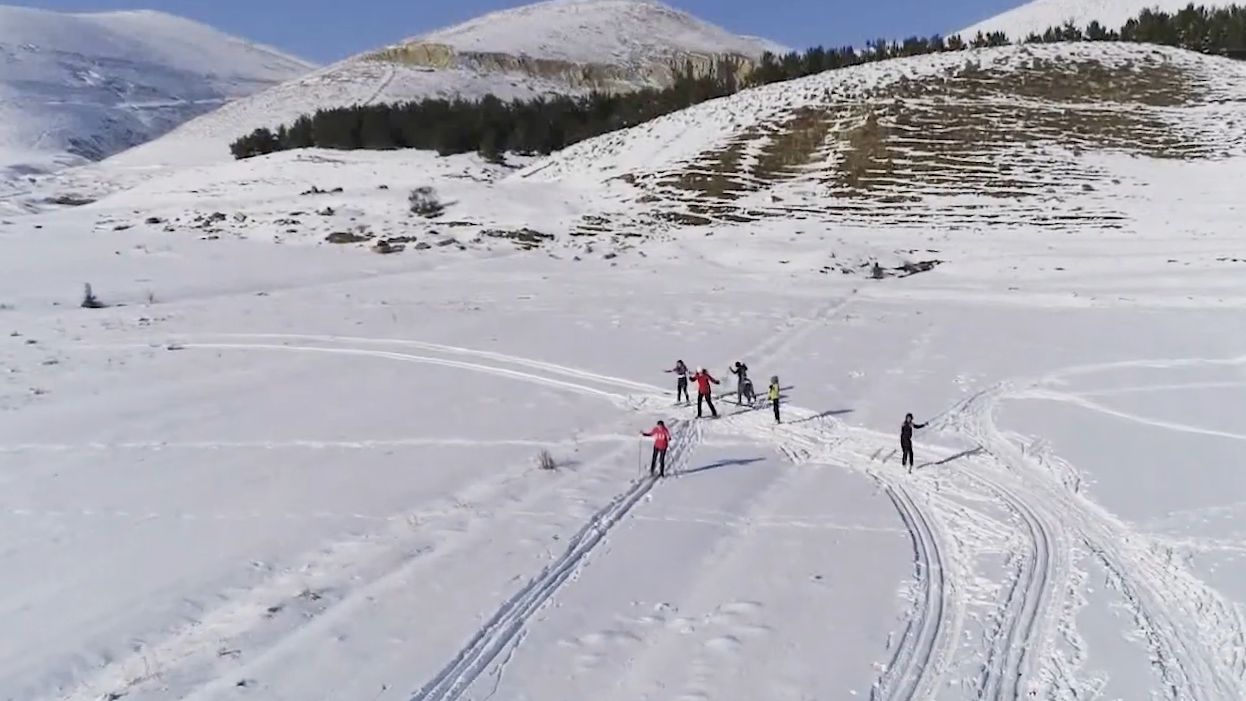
[4,47,1246,700]
[414,0,785,64]
[6,20,1246,701]
[93,0,784,173]
[0,5,314,181]
[12,41,1246,290]
[958,0,1246,39]
[519,41,1246,235]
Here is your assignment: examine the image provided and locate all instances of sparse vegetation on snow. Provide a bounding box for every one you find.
[228,4,1246,163]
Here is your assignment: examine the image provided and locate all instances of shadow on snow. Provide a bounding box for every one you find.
[681,456,767,477]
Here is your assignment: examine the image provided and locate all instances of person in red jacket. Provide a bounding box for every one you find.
[641,420,672,477]
[692,367,720,418]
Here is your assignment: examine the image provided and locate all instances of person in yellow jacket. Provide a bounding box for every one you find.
[768,375,781,423]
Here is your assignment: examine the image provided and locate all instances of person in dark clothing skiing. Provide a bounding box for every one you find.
[641,420,672,477]
[729,361,753,406]
[900,413,927,471]
[692,367,720,418]
[768,375,781,423]
[666,360,690,405]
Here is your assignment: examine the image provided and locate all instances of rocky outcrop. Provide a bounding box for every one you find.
[362,41,756,92]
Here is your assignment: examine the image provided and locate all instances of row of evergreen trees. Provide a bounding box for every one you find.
[229,4,1246,161]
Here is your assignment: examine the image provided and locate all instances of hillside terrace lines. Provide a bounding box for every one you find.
[556,43,1246,234]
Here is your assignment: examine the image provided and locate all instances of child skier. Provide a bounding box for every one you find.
[666,360,690,405]
[641,420,672,477]
[901,413,927,471]
[692,367,720,418]
[768,376,781,423]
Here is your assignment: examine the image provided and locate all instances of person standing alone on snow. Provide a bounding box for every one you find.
[768,376,781,423]
[900,413,927,471]
[666,360,690,405]
[641,420,672,477]
[692,367,720,418]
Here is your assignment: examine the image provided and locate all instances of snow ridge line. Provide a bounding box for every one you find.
[405,419,701,701]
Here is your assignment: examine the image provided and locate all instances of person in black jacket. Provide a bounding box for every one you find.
[901,413,927,471]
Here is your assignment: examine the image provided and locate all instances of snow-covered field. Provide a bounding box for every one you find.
[4,127,1246,700]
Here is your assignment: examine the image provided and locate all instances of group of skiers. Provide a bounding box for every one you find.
[663,359,780,421]
[639,359,928,478]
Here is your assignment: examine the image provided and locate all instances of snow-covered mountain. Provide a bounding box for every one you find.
[6,29,1246,701]
[957,0,1245,39]
[0,5,315,180]
[23,41,1246,259]
[97,0,786,171]
[513,41,1246,235]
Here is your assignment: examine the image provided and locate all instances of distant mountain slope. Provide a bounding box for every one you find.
[0,5,314,177]
[515,41,1246,235]
[415,0,786,64]
[957,0,1245,39]
[53,42,1246,258]
[99,0,786,171]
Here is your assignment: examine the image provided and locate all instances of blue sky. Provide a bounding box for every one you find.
[23,0,1026,63]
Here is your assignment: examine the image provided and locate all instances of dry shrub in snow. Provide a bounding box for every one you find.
[81,283,106,308]
[536,449,557,470]
[408,186,444,218]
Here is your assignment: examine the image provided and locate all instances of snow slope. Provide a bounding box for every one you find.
[0,5,314,180]
[958,0,1246,39]
[414,0,786,65]
[519,40,1246,234]
[38,41,1241,245]
[3,129,1246,700]
[90,0,784,174]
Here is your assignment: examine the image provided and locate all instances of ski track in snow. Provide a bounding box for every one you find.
[940,358,1246,701]
[31,331,967,700]
[959,460,1071,699]
[43,340,683,701]
[702,393,965,701]
[405,423,700,701]
[31,334,1246,700]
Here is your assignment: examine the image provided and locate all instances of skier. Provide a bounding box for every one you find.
[641,420,672,477]
[692,367,720,418]
[901,413,927,471]
[768,375,781,423]
[729,361,753,406]
[666,359,690,405]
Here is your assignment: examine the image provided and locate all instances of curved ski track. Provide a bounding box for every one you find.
[208,336,1246,699]
[961,458,1069,700]
[944,378,1246,700]
[57,332,1060,701]
[714,408,965,701]
[210,332,965,701]
[44,340,684,701]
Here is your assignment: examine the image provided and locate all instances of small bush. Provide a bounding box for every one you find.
[81,283,106,309]
[409,186,445,218]
[536,449,557,470]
